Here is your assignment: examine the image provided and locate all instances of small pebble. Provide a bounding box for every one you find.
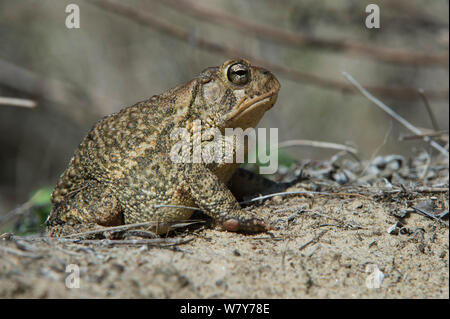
[272,196,283,204]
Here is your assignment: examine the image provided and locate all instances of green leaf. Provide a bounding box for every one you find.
[29,187,52,206]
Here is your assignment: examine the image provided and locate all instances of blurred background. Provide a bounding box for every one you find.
[0,0,448,230]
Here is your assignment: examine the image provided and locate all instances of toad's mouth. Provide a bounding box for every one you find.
[226,91,278,125]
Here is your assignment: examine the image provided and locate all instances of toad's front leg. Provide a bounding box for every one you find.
[184,163,271,233]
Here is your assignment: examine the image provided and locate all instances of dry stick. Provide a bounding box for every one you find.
[159,0,448,67]
[52,245,84,257]
[62,222,158,238]
[299,230,329,251]
[377,0,448,30]
[359,120,393,177]
[54,237,194,246]
[0,97,37,108]
[342,72,449,158]
[0,59,103,125]
[420,150,432,181]
[42,237,186,247]
[157,191,368,208]
[0,200,34,228]
[240,190,369,206]
[5,234,84,257]
[382,187,448,194]
[12,238,46,253]
[121,230,158,239]
[401,130,449,140]
[13,235,194,246]
[276,139,360,165]
[273,206,307,214]
[0,245,44,259]
[281,239,290,270]
[278,139,358,155]
[418,89,440,131]
[62,220,204,238]
[309,211,362,229]
[88,0,448,101]
[412,206,449,227]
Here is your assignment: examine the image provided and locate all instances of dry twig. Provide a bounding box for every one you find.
[240,190,370,205]
[6,234,194,247]
[0,200,34,228]
[159,0,449,67]
[359,120,393,177]
[0,245,45,259]
[299,230,329,251]
[62,220,204,238]
[418,89,440,131]
[278,139,358,155]
[55,237,194,246]
[0,59,113,125]
[400,131,448,141]
[0,97,37,108]
[342,72,449,158]
[412,206,449,227]
[88,0,448,101]
[308,211,362,230]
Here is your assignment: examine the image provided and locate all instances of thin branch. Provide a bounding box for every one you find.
[419,150,432,180]
[379,1,449,32]
[382,187,449,194]
[62,220,204,238]
[412,187,449,193]
[0,245,44,259]
[298,230,328,251]
[360,120,393,177]
[342,72,449,158]
[0,200,34,228]
[412,206,449,227]
[159,0,449,67]
[240,190,369,205]
[6,235,195,247]
[0,59,113,125]
[88,0,449,101]
[56,237,195,246]
[308,211,362,229]
[0,97,37,108]
[278,139,358,155]
[400,130,449,140]
[418,88,440,131]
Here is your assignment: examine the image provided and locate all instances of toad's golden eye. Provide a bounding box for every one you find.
[227,63,250,85]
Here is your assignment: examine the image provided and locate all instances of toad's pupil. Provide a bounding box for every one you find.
[228,63,249,85]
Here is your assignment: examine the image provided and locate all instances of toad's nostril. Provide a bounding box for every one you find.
[262,70,270,75]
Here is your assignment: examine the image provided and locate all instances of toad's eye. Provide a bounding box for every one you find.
[227,63,250,85]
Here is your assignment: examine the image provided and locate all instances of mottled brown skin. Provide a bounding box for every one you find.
[46,58,280,237]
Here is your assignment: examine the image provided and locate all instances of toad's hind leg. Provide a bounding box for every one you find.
[46,180,124,237]
[114,170,196,234]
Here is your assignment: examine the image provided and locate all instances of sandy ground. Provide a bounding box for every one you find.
[0,184,448,298]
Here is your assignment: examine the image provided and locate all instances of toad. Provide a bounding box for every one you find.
[46,58,285,237]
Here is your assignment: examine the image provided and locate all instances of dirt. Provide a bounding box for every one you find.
[0,155,448,299]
